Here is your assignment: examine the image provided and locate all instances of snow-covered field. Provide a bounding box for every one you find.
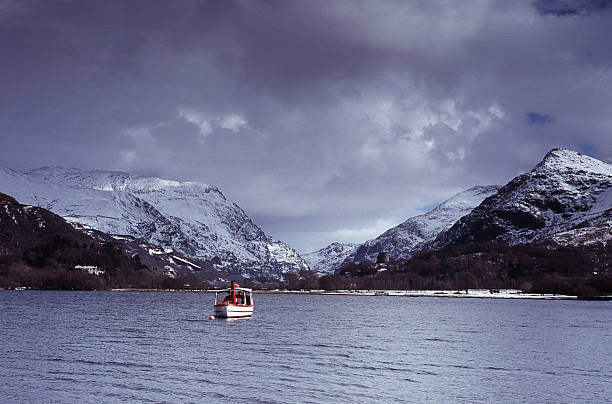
[269,289,578,299]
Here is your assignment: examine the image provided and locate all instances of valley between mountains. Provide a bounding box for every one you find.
[1,148,610,294]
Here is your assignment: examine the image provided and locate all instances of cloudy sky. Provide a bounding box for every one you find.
[1,0,612,252]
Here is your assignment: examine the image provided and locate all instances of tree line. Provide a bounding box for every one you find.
[283,241,612,297]
[2,235,610,297]
[0,236,213,290]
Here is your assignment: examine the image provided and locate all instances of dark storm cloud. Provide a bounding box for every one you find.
[533,0,612,16]
[1,0,612,252]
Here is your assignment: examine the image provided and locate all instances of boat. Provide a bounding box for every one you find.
[213,281,254,318]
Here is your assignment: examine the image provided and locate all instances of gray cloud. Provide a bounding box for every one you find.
[1,0,612,252]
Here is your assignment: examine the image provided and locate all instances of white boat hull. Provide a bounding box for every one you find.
[214,304,253,318]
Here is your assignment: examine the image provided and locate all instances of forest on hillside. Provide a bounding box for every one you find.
[0,236,210,291]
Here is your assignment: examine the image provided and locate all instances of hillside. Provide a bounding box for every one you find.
[0,192,167,289]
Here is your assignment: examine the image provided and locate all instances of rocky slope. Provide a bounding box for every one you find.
[434,149,612,248]
[302,242,359,275]
[74,226,221,280]
[0,192,89,253]
[345,185,500,265]
[0,167,308,281]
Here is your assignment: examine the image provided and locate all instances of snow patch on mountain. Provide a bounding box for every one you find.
[303,242,359,275]
[346,185,501,264]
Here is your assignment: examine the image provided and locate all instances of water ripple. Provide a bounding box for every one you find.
[1,291,610,403]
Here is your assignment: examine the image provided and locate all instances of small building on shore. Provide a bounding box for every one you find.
[73,265,105,276]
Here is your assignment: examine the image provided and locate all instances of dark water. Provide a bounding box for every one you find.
[1,291,611,403]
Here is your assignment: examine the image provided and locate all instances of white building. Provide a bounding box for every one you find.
[73,265,105,276]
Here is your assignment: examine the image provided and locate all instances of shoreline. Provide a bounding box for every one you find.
[254,288,580,300]
[5,287,610,300]
[111,287,582,300]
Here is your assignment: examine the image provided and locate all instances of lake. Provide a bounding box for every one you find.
[1,291,610,403]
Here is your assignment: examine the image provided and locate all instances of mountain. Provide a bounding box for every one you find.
[302,242,359,275]
[0,167,308,281]
[434,149,612,248]
[346,185,500,265]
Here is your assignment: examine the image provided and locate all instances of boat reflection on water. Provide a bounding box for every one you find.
[223,317,252,324]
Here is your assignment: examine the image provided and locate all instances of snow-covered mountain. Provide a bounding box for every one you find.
[0,167,308,281]
[346,185,501,264]
[302,242,359,275]
[434,149,612,248]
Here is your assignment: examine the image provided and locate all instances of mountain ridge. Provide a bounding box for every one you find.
[301,185,500,275]
[0,166,308,281]
[345,185,501,264]
[302,242,359,275]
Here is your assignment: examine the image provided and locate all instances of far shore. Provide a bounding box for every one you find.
[106,287,586,300]
[6,287,611,300]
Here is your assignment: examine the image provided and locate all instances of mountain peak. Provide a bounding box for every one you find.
[534,148,611,176]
